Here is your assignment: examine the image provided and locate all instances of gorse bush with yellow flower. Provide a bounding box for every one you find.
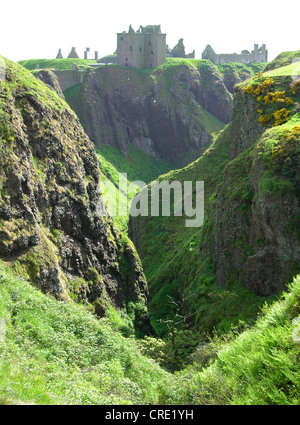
[244,74,295,127]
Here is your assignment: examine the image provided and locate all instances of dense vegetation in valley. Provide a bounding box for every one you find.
[1,261,299,404]
[95,144,175,231]
[0,52,299,405]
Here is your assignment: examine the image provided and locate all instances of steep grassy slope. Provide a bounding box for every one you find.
[172,273,300,405]
[0,261,171,405]
[215,61,266,93]
[0,57,148,327]
[1,260,299,405]
[97,144,175,185]
[264,62,300,77]
[263,50,300,71]
[129,61,300,336]
[95,145,175,232]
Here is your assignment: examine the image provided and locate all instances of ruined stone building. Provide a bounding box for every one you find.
[167,38,195,59]
[56,49,63,59]
[117,25,166,68]
[55,47,98,60]
[67,47,79,59]
[202,44,268,65]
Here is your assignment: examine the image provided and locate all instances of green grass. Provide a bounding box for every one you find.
[97,144,176,185]
[95,145,176,232]
[181,274,300,405]
[1,57,68,114]
[264,62,300,77]
[264,50,300,72]
[217,61,266,77]
[1,259,299,405]
[0,261,173,405]
[158,57,217,71]
[158,58,266,87]
[18,58,97,71]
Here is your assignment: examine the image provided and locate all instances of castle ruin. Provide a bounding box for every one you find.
[117,25,166,69]
[67,47,79,59]
[55,47,98,61]
[202,44,268,65]
[168,38,195,59]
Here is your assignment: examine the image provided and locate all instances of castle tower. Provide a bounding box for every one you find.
[67,47,79,59]
[84,47,90,60]
[253,44,268,62]
[261,44,268,62]
[117,25,166,69]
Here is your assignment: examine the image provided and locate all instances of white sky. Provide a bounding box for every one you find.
[0,0,299,63]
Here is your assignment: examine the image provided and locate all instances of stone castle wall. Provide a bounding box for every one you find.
[202,44,268,65]
[53,69,87,91]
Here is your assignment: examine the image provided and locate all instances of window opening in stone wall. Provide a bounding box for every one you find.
[130,46,133,51]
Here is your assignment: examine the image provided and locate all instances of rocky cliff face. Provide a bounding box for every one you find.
[33,69,65,99]
[0,59,148,324]
[65,61,232,166]
[213,82,300,296]
[214,138,300,296]
[128,70,300,332]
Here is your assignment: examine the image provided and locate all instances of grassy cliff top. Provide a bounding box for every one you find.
[1,57,68,112]
[18,56,267,75]
[264,61,300,77]
[264,50,300,72]
[18,58,97,70]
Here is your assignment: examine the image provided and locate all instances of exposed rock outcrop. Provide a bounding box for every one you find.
[65,62,232,166]
[33,69,65,99]
[214,150,300,296]
[213,80,300,296]
[0,59,148,326]
[129,71,300,321]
